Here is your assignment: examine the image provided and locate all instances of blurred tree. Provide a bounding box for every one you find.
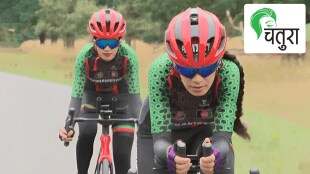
[95,0,121,7]
[112,0,247,43]
[34,21,46,44]
[35,0,64,43]
[0,0,40,46]
[115,0,147,46]
[113,0,308,44]
[36,0,97,48]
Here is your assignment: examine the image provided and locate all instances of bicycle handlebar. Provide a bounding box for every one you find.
[153,140,213,173]
[177,140,213,173]
[63,96,137,147]
[73,117,137,124]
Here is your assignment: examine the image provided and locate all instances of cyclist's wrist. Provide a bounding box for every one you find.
[212,147,221,168]
[167,145,177,172]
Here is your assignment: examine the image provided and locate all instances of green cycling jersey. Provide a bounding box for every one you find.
[71,42,140,99]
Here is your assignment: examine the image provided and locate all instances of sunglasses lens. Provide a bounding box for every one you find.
[174,64,196,78]
[95,39,120,49]
[199,61,220,77]
[174,61,220,78]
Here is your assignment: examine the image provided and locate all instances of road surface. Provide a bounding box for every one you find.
[0,72,137,174]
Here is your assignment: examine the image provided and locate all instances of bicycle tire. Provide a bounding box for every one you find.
[100,159,113,174]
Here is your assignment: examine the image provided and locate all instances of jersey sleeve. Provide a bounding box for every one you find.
[213,59,240,132]
[148,53,173,134]
[117,42,140,94]
[71,43,95,98]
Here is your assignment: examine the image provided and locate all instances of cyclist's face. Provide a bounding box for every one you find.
[180,71,216,96]
[96,45,119,62]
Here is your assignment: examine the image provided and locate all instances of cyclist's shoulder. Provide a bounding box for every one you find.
[219,56,240,76]
[150,53,172,70]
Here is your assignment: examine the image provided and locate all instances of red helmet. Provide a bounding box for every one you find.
[165,7,226,68]
[88,9,126,39]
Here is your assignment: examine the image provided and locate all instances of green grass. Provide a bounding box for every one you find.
[234,109,310,174]
[0,48,150,95]
[0,49,73,85]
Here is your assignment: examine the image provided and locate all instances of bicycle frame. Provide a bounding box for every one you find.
[98,130,112,165]
[96,121,113,174]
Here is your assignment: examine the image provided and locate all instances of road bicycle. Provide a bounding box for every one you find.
[64,96,138,174]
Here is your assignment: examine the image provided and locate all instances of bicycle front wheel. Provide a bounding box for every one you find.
[100,159,113,174]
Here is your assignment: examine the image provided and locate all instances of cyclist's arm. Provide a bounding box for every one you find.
[119,42,140,94]
[148,54,174,164]
[212,59,240,164]
[69,43,95,117]
[153,133,172,166]
[118,42,142,118]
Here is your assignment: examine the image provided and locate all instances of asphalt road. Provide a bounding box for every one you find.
[0,73,137,174]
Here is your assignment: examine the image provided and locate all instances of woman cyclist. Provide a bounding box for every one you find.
[137,7,250,174]
[59,8,141,174]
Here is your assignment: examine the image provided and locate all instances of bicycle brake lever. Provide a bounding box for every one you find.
[202,142,213,157]
[64,108,75,147]
[176,140,186,158]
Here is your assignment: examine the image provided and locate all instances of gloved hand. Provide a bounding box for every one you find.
[59,127,75,142]
[199,138,220,174]
[167,140,192,174]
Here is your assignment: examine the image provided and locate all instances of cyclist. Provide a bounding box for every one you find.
[58,8,141,174]
[137,7,250,174]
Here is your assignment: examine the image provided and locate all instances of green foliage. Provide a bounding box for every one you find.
[0,0,40,46]
[113,0,309,44]
[113,0,248,43]
[95,0,121,7]
[1,0,308,46]
[35,0,98,47]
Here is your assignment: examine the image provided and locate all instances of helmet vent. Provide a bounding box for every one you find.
[206,37,214,56]
[190,14,198,25]
[90,24,95,31]
[106,22,110,33]
[177,40,187,59]
[97,22,103,32]
[114,22,119,32]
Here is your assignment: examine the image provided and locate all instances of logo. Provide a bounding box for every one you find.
[175,111,186,121]
[244,4,305,53]
[96,72,104,79]
[196,109,213,120]
[202,99,208,106]
[110,71,118,78]
[200,110,209,119]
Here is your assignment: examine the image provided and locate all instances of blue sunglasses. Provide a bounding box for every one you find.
[174,60,221,78]
[95,39,120,49]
